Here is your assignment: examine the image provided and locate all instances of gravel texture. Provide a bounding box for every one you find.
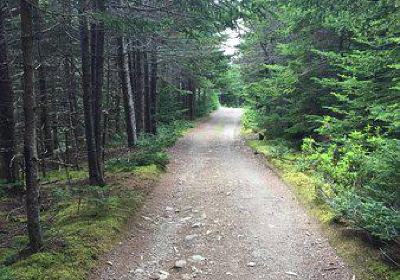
[92,108,353,280]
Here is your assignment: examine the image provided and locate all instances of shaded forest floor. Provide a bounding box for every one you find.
[0,120,195,280]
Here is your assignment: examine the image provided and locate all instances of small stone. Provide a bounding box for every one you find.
[185,234,199,241]
[106,261,113,266]
[158,270,169,280]
[132,268,144,274]
[191,222,201,228]
[180,217,192,223]
[159,270,169,275]
[247,262,256,267]
[174,259,187,269]
[285,271,298,276]
[189,255,206,263]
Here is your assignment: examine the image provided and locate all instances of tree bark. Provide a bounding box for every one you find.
[63,0,80,168]
[143,51,151,133]
[90,0,106,184]
[79,0,103,186]
[20,0,43,253]
[0,5,17,184]
[149,51,158,134]
[32,1,53,158]
[130,41,144,133]
[117,36,137,147]
[188,79,195,121]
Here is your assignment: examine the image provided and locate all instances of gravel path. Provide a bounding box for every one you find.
[93,108,352,280]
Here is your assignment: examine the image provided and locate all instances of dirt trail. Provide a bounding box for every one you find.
[93,108,352,280]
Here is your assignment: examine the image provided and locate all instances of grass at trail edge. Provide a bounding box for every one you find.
[244,130,399,280]
[0,120,195,280]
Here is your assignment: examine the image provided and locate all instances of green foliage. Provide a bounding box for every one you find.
[301,131,400,241]
[239,0,400,244]
[0,181,24,197]
[106,151,169,173]
[106,120,194,173]
[246,132,400,279]
[0,117,195,280]
[217,65,245,107]
[0,184,143,280]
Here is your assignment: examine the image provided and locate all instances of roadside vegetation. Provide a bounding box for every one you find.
[225,1,399,277]
[0,119,202,280]
[243,113,399,280]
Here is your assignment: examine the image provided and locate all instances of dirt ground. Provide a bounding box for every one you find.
[91,108,353,280]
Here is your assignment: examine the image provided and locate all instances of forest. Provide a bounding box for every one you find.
[0,0,399,279]
[233,0,399,273]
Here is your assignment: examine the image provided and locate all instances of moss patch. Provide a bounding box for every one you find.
[0,185,143,280]
[245,133,399,280]
[0,119,197,280]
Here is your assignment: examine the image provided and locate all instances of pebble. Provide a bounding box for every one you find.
[132,268,144,274]
[180,217,192,223]
[191,222,201,228]
[285,271,298,276]
[174,259,187,269]
[189,255,206,263]
[185,234,199,241]
[159,270,169,280]
[247,262,256,267]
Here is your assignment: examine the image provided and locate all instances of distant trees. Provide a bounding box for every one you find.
[1,0,236,252]
[0,4,16,184]
[117,36,137,147]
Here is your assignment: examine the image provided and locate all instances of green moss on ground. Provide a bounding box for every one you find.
[0,120,196,280]
[39,170,88,185]
[0,186,144,280]
[245,134,400,280]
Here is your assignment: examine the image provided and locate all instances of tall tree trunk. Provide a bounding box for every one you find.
[117,36,137,147]
[115,89,122,134]
[149,50,158,134]
[90,0,106,184]
[0,5,17,184]
[32,2,53,158]
[188,79,195,121]
[20,0,43,253]
[135,44,144,132]
[130,41,144,133]
[102,51,111,151]
[79,0,102,186]
[63,0,80,168]
[143,51,151,133]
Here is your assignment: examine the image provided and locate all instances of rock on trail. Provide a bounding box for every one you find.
[92,108,352,280]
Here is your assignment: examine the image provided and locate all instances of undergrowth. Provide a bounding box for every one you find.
[0,119,195,280]
[244,130,400,280]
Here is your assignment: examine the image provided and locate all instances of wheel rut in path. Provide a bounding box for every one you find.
[93,108,352,280]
